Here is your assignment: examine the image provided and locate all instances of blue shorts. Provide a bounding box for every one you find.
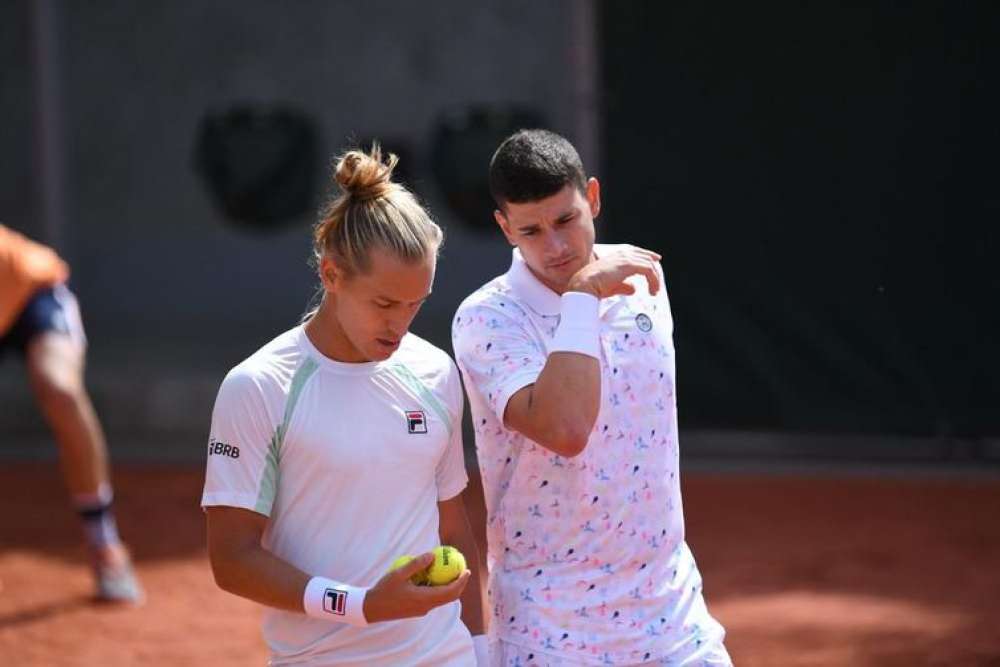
[0,284,87,359]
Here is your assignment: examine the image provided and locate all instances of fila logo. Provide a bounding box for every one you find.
[322,587,348,615]
[406,410,427,434]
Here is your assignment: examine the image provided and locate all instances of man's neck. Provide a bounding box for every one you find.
[303,301,367,363]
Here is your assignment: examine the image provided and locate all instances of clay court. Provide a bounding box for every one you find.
[1,463,997,666]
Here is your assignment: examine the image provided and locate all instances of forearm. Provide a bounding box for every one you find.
[210,542,311,614]
[505,290,602,455]
[520,352,601,444]
[446,517,486,635]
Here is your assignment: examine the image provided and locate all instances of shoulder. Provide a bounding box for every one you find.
[395,332,455,375]
[216,328,307,406]
[390,333,463,406]
[455,273,530,318]
[453,276,532,336]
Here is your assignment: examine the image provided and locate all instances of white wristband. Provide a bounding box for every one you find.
[472,634,490,666]
[550,291,600,359]
[303,576,369,627]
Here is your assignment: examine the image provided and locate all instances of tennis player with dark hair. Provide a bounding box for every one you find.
[453,129,731,665]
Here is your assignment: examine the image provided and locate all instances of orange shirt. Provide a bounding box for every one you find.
[0,225,70,336]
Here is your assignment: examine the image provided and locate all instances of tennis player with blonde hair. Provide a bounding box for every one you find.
[203,146,487,666]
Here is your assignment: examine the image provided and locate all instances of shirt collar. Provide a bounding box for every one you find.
[507,248,562,316]
[506,245,622,317]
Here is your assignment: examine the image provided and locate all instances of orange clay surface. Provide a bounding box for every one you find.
[1,463,998,666]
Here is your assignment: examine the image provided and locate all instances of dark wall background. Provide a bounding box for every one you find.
[3,1,996,460]
[602,2,999,438]
[1,1,592,455]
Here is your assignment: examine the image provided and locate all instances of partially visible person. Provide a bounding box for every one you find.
[0,223,143,604]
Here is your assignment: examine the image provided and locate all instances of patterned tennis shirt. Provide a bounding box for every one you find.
[452,246,727,665]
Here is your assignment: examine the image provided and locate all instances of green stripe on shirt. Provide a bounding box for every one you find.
[254,357,319,514]
[387,362,453,438]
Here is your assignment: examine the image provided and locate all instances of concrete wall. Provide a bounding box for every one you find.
[0,1,595,457]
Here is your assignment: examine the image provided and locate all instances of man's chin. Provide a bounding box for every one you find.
[369,340,401,360]
[546,260,587,287]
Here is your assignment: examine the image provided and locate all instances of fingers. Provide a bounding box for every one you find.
[576,246,663,299]
[641,262,661,295]
[623,247,661,295]
[608,282,636,296]
[419,569,471,605]
[616,259,660,296]
[623,244,661,263]
[394,552,435,581]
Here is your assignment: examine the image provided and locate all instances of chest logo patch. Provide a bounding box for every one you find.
[635,313,653,332]
[406,410,428,434]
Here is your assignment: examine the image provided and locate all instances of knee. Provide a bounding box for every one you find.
[30,367,86,414]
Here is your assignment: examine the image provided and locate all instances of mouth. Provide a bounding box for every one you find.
[376,337,401,351]
[547,256,576,270]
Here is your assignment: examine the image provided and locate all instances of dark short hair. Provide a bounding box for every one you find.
[488,129,587,208]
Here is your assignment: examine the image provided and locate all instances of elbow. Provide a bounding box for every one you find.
[209,554,236,593]
[208,548,249,595]
[554,438,587,458]
[547,423,592,458]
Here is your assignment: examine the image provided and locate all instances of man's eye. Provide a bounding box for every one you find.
[374,302,393,309]
[522,230,537,237]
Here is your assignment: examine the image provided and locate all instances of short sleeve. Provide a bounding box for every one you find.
[452,302,546,425]
[435,361,469,502]
[201,368,280,516]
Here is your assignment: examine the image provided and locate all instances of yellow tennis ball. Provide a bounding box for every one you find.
[425,545,466,586]
[389,554,427,585]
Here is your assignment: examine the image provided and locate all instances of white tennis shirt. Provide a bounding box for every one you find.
[452,246,726,665]
[202,326,474,666]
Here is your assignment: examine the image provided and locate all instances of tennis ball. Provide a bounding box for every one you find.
[425,545,466,586]
[388,554,427,585]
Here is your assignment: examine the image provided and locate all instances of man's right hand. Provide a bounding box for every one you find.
[566,245,662,299]
[362,552,471,623]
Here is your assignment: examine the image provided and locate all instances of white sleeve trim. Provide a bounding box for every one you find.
[200,491,270,515]
[493,369,541,426]
[437,473,470,502]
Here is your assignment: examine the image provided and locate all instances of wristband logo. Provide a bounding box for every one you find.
[323,587,348,615]
[406,410,428,434]
[208,439,240,459]
[635,313,653,333]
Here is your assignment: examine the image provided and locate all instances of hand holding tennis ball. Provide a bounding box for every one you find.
[365,551,469,623]
[388,546,466,586]
[388,554,428,585]
[426,545,467,586]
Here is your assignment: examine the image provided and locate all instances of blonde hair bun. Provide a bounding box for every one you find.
[334,144,399,201]
[311,140,441,284]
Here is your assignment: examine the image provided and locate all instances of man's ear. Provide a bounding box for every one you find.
[319,255,341,292]
[586,177,601,219]
[494,209,517,247]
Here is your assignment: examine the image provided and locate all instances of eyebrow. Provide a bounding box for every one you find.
[515,209,576,232]
[375,292,432,305]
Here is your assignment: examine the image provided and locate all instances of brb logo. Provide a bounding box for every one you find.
[406,410,427,434]
[208,439,240,458]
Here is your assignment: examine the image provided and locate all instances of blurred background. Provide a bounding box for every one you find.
[1,1,998,665]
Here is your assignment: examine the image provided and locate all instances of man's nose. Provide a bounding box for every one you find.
[387,312,412,337]
[545,231,568,256]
